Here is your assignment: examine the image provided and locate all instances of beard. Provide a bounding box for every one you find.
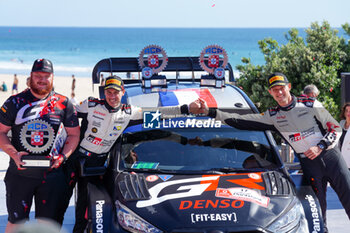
[29,78,53,96]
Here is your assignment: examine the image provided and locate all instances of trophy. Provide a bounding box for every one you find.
[20,119,67,168]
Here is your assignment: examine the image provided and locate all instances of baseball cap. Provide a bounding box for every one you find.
[31,59,53,73]
[268,72,289,89]
[104,75,124,91]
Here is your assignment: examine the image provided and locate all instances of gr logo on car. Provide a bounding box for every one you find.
[136,176,220,208]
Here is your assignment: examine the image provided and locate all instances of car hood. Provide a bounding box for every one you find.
[116,171,296,231]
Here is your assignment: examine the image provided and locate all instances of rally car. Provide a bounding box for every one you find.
[84,45,324,233]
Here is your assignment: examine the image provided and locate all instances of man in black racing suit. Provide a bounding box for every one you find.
[190,72,350,231]
[0,59,80,232]
[71,76,190,232]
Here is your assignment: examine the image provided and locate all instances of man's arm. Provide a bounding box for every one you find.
[191,98,276,131]
[0,122,27,169]
[315,101,342,149]
[304,100,342,160]
[51,97,81,168]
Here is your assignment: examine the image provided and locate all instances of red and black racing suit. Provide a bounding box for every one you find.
[0,89,79,224]
[71,97,187,233]
[207,96,350,226]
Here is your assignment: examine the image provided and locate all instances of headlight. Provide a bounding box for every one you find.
[267,200,306,233]
[116,200,163,233]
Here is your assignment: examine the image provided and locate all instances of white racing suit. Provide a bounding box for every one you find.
[72,97,187,233]
[208,96,350,227]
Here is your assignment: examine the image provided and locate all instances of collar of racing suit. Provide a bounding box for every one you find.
[104,99,122,113]
[278,95,296,111]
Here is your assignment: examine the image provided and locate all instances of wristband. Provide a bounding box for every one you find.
[60,153,68,163]
[180,104,189,115]
[208,108,217,118]
[317,142,326,151]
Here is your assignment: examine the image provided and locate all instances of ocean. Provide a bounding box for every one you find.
[0,27,347,77]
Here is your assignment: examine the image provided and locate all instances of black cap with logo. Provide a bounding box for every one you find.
[267,72,289,89]
[31,59,53,73]
[104,75,124,91]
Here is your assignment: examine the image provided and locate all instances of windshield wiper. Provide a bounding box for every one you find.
[125,168,226,175]
[208,167,264,173]
[125,168,179,174]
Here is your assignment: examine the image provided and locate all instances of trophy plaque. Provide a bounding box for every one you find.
[19,119,66,168]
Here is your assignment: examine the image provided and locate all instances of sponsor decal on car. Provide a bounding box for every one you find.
[190,212,237,223]
[248,173,261,180]
[132,161,159,169]
[96,200,105,233]
[216,188,270,208]
[158,175,173,181]
[305,195,321,233]
[179,199,244,210]
[146,175,159,182]
[225,174,265,190]
[136,176,220,208]
[136,174,266,208]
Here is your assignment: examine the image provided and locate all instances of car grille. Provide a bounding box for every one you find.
[262,171,295,196]
[118,174,151,200]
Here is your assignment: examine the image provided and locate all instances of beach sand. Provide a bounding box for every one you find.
[0,74,100,105]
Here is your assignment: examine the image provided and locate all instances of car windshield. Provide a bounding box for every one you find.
[119,118,280,173]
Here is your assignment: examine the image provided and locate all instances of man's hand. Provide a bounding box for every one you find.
[189,100,201,114]
[13,151,28,170]
[51,154,65,169]
[304,146,323,160]
[188,136,204,146]
[189,98,209,115]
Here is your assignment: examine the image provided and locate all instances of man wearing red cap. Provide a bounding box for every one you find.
[189,72,350,232]
[0,58,80,232]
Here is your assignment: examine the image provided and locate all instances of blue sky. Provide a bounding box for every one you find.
[0,0,349,28]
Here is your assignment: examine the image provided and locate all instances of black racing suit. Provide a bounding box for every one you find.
[208,96,350,227]
[0,89,79,224]
[72,97,187,233]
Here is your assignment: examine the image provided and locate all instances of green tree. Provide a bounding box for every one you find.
[236,21,350,119]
